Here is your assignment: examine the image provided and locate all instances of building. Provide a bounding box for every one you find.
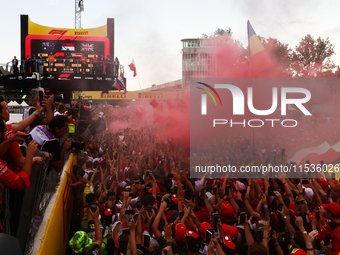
[181,38,217,89]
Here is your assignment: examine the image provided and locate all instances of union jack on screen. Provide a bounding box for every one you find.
[81,43,94,51]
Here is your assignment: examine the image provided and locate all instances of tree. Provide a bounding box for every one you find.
[259,36,294,77]
[292,34,335,77]
[201,28,232,39]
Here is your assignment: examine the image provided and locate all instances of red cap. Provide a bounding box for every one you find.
[288,204,296,216]
[199,222,212,242]
[222,201,234,217]
[318,178,328,189]
[290,248,307,255]
[270,212,280,226]
[172,194,178,204]
[175,223,187,243]
[222,224,239,238]
[104,208,113,216]
[323,202,340,216]
[148,187,161,194]
[187,230,199,238]
[222,235,236,250]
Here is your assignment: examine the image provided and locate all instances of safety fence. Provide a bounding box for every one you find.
[0,153,75,254]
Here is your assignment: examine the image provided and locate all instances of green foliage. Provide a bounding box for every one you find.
[292,34,335,77]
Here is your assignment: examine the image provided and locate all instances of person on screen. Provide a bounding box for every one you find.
[65,49,72,71]
[81,55,87,74]
[47,52,55,73]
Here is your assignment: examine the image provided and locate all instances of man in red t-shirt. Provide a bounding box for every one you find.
[0,96,45,172]
[0,125,38,190]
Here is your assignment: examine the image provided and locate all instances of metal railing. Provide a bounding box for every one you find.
[2,152,70,254]
[1,58,120,76]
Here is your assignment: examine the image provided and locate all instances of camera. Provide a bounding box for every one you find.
[71,139,85,150]
[39,90,63,105]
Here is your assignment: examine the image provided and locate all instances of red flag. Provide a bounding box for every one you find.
[128,59,137,77]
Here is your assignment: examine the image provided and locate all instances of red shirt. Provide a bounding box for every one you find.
[195,207,210,223]
[3,124,23,173]
[0,156,30,190]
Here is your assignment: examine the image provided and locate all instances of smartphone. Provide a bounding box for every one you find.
[180,169,183,175]
[296,200,304,205]
[147,204,152,212]
[107,191,115,196]
[168,173,174,178]
[212,212,219,225]
[39,90,44,105]
[324,232,332,246]
[239,212,246,224]
[225,185,230,195]
[25,134,33,145]
[173,186,178,194]
[133,213,139,222]
[217,181,221,188]
[122,228,130,235]
[136,201,143,210]
[332,173,335,179]
[179,212,184,219]
[327,187,331,197]
[200,188,205,197]
[315,210,320,221]
[129,192,133,197]
[269,214,275,227]
[90,203,97,213]
[302,179,309,184]
[205,229,213,244]
[241,190,246,198]
[268,187,276,197]
[144,234,150,248]
[278,203,283,211]
[213,187,217,195]
[125,210,135,215]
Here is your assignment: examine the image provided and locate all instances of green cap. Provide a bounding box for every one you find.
[69,231,93,253]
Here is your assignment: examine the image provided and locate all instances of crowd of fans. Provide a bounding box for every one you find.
[0,88,340,255]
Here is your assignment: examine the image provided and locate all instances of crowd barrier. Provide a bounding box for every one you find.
[32,153,76,255]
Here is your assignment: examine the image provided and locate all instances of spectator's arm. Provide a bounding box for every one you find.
[88,206,102,248]
[129,219,137,255]
[40,96,54,125]
[0,131,26,155]
[244,196,260,218]
[151,201,167,240]
[262,221,271,251]
[244,215,255,250]
[203,194,214,216]
[53,139,71,172]
[136,208,143,244]
[12,104,45,132]
[183,175,195,192]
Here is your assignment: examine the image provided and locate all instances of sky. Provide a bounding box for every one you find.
[1,0,340,91]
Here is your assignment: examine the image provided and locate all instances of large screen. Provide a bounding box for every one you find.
[21,15,115,70]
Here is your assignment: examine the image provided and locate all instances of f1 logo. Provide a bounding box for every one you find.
[48,30,68,35]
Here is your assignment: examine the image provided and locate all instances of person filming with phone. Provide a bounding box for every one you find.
[23,88,54,134]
